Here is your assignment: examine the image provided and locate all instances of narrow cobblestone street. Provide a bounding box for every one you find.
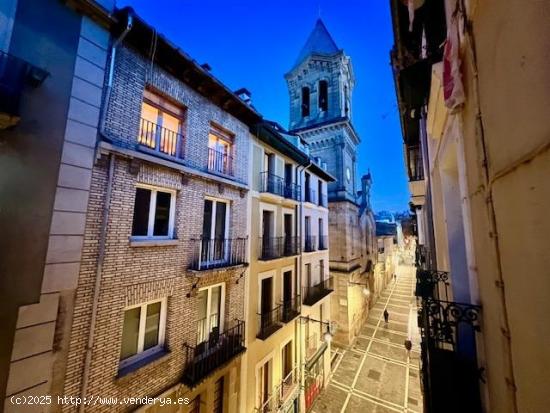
[312,259,423,413]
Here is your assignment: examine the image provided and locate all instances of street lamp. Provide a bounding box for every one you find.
[298,316,333,342]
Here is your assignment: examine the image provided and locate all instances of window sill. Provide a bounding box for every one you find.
[129,238,179,247]
[117,349,170,379]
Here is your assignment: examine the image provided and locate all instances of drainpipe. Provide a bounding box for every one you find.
[98,12,133,138]
[79,14,133,412]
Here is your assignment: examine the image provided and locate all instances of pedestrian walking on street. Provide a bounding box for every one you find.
[404,338,412,358]
[383,309,389,324]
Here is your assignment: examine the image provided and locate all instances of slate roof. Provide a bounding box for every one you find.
[293,19,341,69]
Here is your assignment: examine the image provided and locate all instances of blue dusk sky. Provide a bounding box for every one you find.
[119,0,409,213]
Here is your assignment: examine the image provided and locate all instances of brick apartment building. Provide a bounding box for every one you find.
[55,7,266,412]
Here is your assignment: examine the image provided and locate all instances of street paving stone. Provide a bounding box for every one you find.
[310,262,423,412]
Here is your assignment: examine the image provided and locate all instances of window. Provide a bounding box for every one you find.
[197,283,225,344]
[213,377,224,413]
[131,186,175,239]
[208,126,234,175]
[120,299,167,367]
[201,199,229,263]
[139,89,185,158]
[318,80,328,111]
[301,87,310,117]
[320,259,325,282]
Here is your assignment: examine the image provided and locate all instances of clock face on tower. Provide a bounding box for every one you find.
[346,167,351,183]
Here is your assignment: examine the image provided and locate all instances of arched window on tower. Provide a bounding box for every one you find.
[344,85,349,116]
[301,87,310,117]
[318,80,328,112]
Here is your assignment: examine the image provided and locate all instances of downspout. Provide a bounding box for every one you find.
[80,14,133,412]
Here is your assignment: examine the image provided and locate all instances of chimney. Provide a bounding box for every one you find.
[234,88,252,105]
[200,63,212,72]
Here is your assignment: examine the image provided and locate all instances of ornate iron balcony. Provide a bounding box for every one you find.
[302,277,333,306]
[182,320,245,387]
[189,238,247,271]
[259,236,299,260]
[257,306,283,340]
[415,269,450,301]
[418,299,483,413]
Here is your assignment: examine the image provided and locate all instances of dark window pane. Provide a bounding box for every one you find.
[153,191,171,236]
[301,87,310,117]
[132,188,151,236]
[319,80,328,111]
[214,202,226,239]
[202,200,213,238]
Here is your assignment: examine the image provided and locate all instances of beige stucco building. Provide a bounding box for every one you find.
[391,0,550,412]
[241,121,334,413]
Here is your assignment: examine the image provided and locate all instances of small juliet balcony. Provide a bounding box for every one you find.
[257,306,283,340]
[280,296,301,323]
[182,320,246,387]
[318,192,328,207]
[302,277,333,306]
[259,236,299,260]
[284,181,301,201]
[304,235,317,253]
[260,172,285,197]
[207,147,233,176]
[189,238,248,272]
[138,117,185,159]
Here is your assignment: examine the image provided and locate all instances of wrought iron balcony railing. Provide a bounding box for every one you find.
[257,306,283,340]
[260,172,285,197]
[138,118,185,159]
[280,296,301,323]
[207,147,233,176]
[255,366,299,413]
[302,277,333,306]
[415,269,450,301]
[318,235,328,250]
[284,182,301,201]
[182,320,245,387]
[305,187,316,204]
[304,235,317,252]
[189,238,247,271]
[259,236,299,260]
[418,299,483,413]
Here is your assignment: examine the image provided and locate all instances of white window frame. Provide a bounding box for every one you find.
[131,184,176,240]
[197,282,226,339]
[204,196,230,240]
[119,298,167,369]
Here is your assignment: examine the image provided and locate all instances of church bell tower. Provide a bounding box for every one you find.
[285,19,360,203]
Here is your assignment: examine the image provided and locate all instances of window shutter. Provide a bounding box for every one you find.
[252,145,263,191]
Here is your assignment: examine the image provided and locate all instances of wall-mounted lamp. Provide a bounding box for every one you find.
[349,281,371,298]
[298,316,333,343]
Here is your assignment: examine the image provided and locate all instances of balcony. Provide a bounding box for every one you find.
[304,235,317,253]
[138,118,185,159]
[189,238,247,272]
[255,367,300,413]
[415,269,450,301]
[303,277,333,306]
[260,172,284,197]
[259,236,299,260]
[280,296,301,323]
[305,187,316,204]
[207,147,233,176]
[418,299,482,413]
[0,51,48,129]
[284,181,301,201]
[318,235,328,250]
[257,306,283,340]
[182,320,246,387]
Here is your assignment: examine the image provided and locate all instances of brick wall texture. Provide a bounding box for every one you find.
[61,44,251,412]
